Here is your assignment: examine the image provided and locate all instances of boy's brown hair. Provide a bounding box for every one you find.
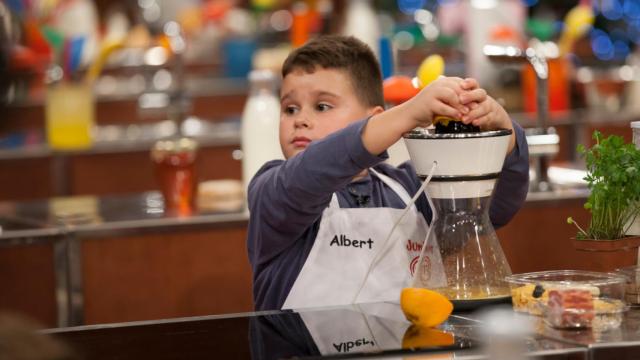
[282,35,384,108]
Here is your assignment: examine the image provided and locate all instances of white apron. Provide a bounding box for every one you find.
[283,169,436,310]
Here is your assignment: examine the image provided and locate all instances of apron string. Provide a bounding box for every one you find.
[329,168,416,209]
[329,193,340,208]
[369,168,414,206]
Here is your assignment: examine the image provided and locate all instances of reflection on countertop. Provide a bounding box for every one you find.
[46,301,640,359]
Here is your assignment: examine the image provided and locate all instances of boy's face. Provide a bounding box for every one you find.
[279,67,379,158]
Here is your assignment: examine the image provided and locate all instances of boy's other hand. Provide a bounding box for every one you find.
[404,76,472,127]
[458,78,516,153]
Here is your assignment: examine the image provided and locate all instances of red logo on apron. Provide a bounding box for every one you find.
[409,255,431,277]
[409,256,419,276]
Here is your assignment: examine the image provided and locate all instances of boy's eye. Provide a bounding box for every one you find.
[284,105,299,115]
[316,103,333,112]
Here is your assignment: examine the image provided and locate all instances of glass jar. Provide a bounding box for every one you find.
[151,137,198,216]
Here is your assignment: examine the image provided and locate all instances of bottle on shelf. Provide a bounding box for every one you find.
[342,0,380,57]
[241,69,283,202]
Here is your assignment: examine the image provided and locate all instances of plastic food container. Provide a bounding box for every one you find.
[540,292,626,330]
[505,270,627,329]
[616,265,640,305]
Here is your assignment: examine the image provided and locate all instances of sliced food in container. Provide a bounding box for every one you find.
[505,270,628,329]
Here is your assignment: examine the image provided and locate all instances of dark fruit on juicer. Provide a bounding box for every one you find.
[434,116,480,134]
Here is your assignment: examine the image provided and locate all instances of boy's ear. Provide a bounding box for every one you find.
[368,106,385,117]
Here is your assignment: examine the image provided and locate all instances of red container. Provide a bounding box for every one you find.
[522,56,571,114]
[151,138,198,216]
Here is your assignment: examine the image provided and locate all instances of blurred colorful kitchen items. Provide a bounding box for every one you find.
[45,79,95,150]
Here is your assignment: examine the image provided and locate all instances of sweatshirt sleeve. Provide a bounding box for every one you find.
[490,119,530,228]
[247,118,387,267]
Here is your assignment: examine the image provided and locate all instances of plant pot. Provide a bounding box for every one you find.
[573,236,640,251]
[571,236,640,272]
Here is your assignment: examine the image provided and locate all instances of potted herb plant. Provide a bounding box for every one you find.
[567,131,640,269]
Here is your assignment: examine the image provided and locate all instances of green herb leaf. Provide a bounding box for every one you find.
[569,131,640,240]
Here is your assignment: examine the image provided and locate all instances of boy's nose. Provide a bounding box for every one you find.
[294,114,312,128]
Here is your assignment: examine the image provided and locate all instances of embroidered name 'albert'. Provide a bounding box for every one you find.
[330,234,374,249]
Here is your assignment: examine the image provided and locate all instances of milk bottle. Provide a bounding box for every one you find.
[241,70,283,201]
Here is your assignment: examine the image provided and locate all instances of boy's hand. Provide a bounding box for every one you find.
[459,78,516,153]
[363,77,516,156]
[403,76,472,128]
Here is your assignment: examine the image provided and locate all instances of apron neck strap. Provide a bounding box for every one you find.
[329,169,414,209]
[329,194,340,208]
[369,168,413,206]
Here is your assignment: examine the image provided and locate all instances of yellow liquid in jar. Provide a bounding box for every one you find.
[45,83,95,150]
[432,286,511,301]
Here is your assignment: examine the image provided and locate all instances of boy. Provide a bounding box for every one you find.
[247,36,529,311]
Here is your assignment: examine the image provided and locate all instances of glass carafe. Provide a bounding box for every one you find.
[403,127,514,309]
[413,181,512,308]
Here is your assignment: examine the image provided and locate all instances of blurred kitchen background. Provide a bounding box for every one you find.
[1,0,640,328]
[1,0,639,200]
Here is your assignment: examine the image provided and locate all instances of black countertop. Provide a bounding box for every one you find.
[42,302,603,360]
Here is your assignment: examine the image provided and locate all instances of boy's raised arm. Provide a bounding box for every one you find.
[490,120,529,228]
[248,119,386,265]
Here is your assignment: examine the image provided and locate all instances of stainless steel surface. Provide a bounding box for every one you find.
[69,192,248,237]
[1,192,249,242]
[53,234,85,327]
[0,214,63,243]
[403,128,513,139]
[54,238,71,328]
[0,117,240,161]
[527,133,560,156]
[6,67,248,107]
[67,236,84,326]
[525,187,589,204]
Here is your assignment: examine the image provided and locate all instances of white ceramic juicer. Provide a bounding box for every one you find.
[403,127,515,309]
